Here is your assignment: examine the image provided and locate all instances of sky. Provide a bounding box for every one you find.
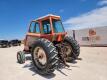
[0,0,107,39]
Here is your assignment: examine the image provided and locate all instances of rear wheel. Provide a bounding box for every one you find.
[1,44,3,48]
[18,43,21,46]
[31,38,58,75]
[64,36,80,61]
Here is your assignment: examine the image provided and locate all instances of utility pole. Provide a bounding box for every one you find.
[73,30,75,40]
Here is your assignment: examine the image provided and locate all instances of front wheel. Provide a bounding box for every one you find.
[17,51,26,64]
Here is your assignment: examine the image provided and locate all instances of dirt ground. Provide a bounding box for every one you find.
[0,45,107,80]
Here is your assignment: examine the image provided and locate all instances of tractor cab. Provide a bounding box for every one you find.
[27,14,67,42]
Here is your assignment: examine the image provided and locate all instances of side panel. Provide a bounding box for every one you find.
[41,34,53,41]
[24,33,40,51]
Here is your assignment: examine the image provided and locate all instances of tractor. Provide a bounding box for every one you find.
[17,14,80,75]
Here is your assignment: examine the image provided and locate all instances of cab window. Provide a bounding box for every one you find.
[42,20,51,34]
[52,19,65,33]
[29,22,40,33]
[29,22,35,33]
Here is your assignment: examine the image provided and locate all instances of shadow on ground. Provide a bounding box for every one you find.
[23,62,56,79]
[22,55,81,79]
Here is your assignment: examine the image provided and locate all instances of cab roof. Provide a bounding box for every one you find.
[32,14,60,21]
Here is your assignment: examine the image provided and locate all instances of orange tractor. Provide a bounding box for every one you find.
[17,14,80,75]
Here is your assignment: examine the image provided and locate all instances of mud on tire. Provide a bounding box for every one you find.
[31,38,58,75]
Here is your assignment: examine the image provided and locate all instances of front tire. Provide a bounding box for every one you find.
[17,51,26,64]
[31,38,58,75]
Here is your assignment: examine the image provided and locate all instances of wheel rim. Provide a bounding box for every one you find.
[64,42,73,56]
[33,47,47,68]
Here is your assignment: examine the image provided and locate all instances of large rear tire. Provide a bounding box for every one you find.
[31,38,58,75]
[64,36,80,61]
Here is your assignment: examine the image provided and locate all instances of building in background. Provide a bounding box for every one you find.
[67,26,107,47]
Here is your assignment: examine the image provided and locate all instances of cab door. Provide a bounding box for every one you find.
[24,21,41,51]
[41,19,52,41]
